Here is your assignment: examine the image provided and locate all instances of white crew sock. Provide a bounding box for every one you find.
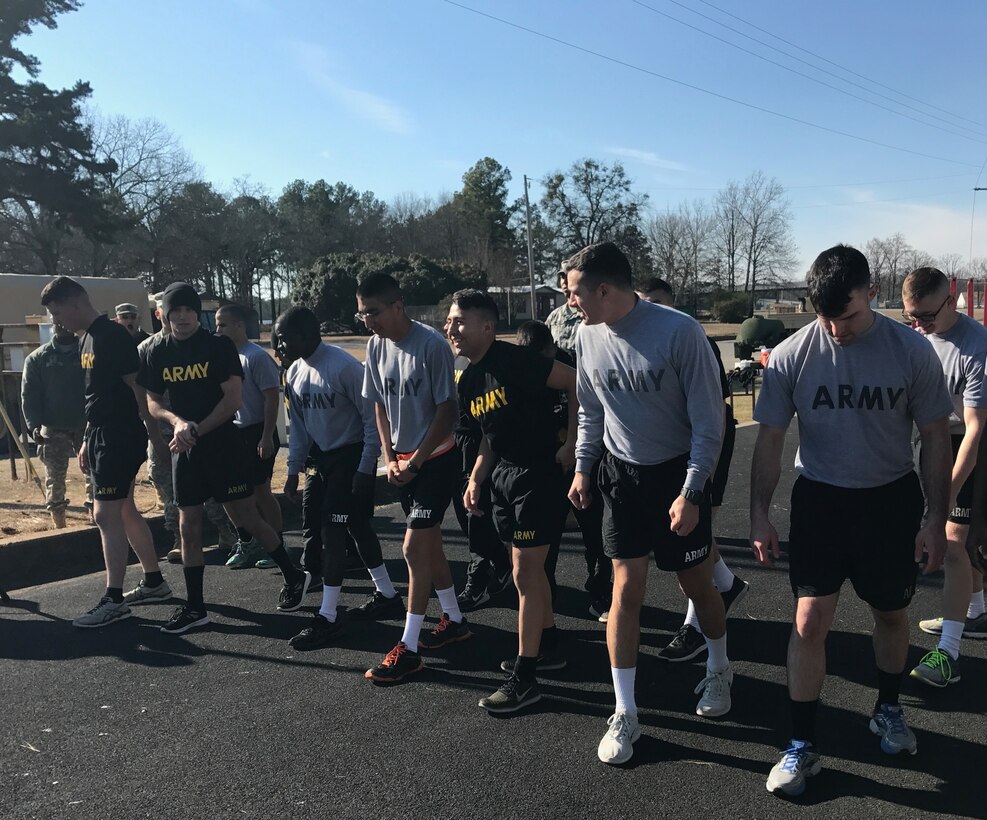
[612,666,637,716]
[968,589,986,619]
[368,564,397,598]
[711,557,735,593]
[705,634,729,673]
[683,599,702,632]
[400,612,425,650]
[435,586,463,623]
[319,585,341,622]
[938,620,963,660]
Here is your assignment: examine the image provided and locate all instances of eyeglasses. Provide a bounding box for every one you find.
[354,301,396,322]
[902,294,951,324]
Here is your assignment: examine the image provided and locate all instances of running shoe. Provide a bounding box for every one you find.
[254,556,276,569]
[166,547,182,564]
[766,741,821,797]
[225,539,263,569]
[589,598,611,623]
[869,704,918,755]
[720,575,750,614]
[658,624,707,662]
[910,648,961,688]
[348,591,404,621]
[159,605,209,635]
[499,649,567,674]
[289,614,343,650]
[123,579,173,604]
[365,642,423,682]
[457,580,490,613]
[72,597,133,629]
[418,613,472,650]
[597,711,641,765]
[694,667,733,717]
[488,567,514,596]
[964,612,987,638]
[478,674,541,713]
[277,571,312,612]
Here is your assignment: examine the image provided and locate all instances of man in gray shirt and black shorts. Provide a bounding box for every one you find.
[358,274,468,683]
[565,242,730,766]
[752,244,952,798]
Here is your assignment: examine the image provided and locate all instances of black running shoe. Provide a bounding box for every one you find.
[657,624,707,662]
[589,598,611,623]
[348,591,405,621]
[365,642,424,683]
[500,650,567,674]
[721,576,749,614]
[457,580,490,613]
[278,571,312,612]
[488,567,513,596]
[479,674,541,713]
[289,614,343,650]
[160,605,209,635]
[418,613,473,650]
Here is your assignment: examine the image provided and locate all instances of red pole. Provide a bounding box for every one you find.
[983,281,987,327]
[950,277,958,298]
[967,279,975,317]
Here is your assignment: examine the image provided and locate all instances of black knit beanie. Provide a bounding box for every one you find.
[161,282,201,319]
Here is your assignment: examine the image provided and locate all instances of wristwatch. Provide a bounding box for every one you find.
[406,462,420,474]
[680,487,703,506]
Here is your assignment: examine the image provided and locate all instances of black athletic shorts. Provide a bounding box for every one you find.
[599,451,713,571]
[788,472,923,612]
[305,442,374,527]
[238,422,280,486]
[490,459,565,548]
[710,404,737,508]
[87,422,148,501]
[173,423,254,507]
[949,433,977,525]
[399,446,460,529]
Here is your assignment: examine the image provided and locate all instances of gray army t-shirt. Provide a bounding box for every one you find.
[236,340,281,428]
[923,313,987,434]
[362,320,457,454]
[755,312,953,488]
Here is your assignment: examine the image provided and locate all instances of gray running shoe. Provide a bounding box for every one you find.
[72,597,133,628]
[869,704,917,755]
[597,711,641,765]
[910,647,961,687]
[962,612,987,639]
[766,741,821,797]
[123,579,173,604]
[694,667,733,717]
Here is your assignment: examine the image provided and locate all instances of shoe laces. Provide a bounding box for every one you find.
[779,742,811,773]
[920,648,950,670]
[86,596,114,614]
[672,624,695,646]
[430,614,452,634]
[382,643,408,666]
[694,670,727,698]
[499,673,522,696]
[877,705,908,734]
[606,712,634,742]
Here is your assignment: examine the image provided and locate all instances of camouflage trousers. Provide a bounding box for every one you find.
[147,436,229,534]
[38,427,92,512]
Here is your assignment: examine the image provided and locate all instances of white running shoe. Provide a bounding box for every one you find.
[597,711,641,765]
[123,579,173,604]
[694,667,733,717]
[72,597,133,628]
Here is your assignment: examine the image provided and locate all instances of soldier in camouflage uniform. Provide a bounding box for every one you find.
[544,269,582,355]
[140,301,236,561]
[21,322,92,528]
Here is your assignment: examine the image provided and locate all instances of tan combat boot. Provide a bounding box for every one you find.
[50,508,67,529]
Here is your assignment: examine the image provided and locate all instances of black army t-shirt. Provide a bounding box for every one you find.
[457,340,559,466]
[138,328,244,428]
[80,314,140,427]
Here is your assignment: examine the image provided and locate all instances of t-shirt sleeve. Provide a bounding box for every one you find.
[213,336,245,383]
[137,341,166,395]
[753,353,796,429]
[962,347,987,410]
[426,337,457,405]
[908,342,954,426]
[252,348,281,392]
[361,339,382,402]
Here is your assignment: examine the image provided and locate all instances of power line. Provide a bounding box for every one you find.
[692,0,987,132]
[642,172,975,193]
[630,0,987,145]
[791,189,969,209]
[439,0,984,169]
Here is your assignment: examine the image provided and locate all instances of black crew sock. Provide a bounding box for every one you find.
[514,655,538,683]
[144,571,164,588]
[875,669,902,711]
[236,527,252,543]
[105,587,123,603]
[541,625,559,653]
[790,698,818,745]
[183,566,205,611]
[267,545,302,582]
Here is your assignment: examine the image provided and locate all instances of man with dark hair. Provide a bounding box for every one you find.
[637,278,749,662]
[215,303,284,570]
[358,274,466,683]
[565,242,729,765]
[40,276,166,627]
[901,267,987,682]
[449,291,577,712]
[139,282,310,634]
[545,269,583,355]
[752,244,952,797]
[275,306,401,649]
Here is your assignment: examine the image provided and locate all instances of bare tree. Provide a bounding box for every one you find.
[645,209,686,290]
[713,181,748,292]
[737,171,797,313]
[937,252,967,279]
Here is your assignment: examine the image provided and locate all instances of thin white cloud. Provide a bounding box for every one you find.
[290,42,413,135]
[606,146,690,173]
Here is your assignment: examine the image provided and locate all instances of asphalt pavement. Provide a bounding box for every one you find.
[1,427,984,820]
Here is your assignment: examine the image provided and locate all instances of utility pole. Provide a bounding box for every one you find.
[523,175,537,320]
[970,187,987,266]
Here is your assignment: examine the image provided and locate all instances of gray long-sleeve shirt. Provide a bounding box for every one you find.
[285,342,380,475]
[574,298,724,492]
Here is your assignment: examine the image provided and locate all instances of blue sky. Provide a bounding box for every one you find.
[24,0,987,273]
